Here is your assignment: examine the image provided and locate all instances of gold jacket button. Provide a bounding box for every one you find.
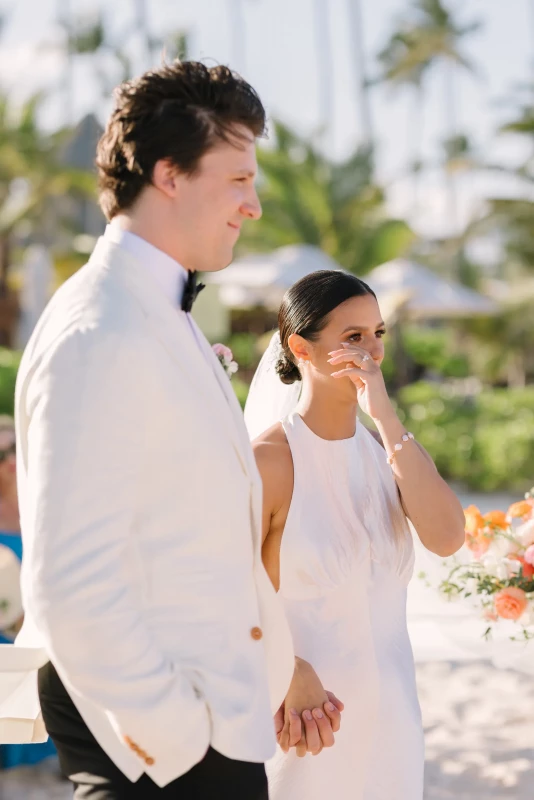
[250,626,263,641]
[124,736,137,752]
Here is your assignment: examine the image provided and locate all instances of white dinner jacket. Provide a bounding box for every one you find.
[13,237,294,787]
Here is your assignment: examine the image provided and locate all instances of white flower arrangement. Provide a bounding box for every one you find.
[433,489,534,642]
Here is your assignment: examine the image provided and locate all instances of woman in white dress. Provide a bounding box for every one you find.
[245,270,465,800]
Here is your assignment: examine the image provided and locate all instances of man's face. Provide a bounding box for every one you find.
[171,126,262,273]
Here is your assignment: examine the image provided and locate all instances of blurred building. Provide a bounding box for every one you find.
[16,114,105,348]
[58,112,106,241]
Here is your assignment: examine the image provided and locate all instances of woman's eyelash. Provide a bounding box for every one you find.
[347,330,387,341]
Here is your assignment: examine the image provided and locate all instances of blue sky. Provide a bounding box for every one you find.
[1,0,533,239]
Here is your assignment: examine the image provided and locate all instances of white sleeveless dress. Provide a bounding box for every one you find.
[266,413,424,800]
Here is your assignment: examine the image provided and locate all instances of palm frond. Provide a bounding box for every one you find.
[240,120,415,274]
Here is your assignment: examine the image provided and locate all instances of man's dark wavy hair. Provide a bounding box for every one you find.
[96,60,266,220]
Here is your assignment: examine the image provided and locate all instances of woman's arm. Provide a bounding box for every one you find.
[330,346,465,557]
[373,409,465,557]
[253,428,343,756]
[253,430,293,589]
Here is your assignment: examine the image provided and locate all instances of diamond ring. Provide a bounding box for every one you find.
[360,354,371,364]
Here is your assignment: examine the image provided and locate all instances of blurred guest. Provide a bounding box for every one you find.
[0,416,56,769]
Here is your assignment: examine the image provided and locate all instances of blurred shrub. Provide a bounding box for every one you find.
[232,377,250,410]
[397,382,534,491]
[0,349,20,416]
[226,333,257,371]
[379,348,395,385]
[402,327,470,379]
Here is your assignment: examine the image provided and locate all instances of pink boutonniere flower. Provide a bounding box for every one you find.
[212,343,238,379]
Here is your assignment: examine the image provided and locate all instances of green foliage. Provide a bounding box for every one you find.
[403,327,470,378]
[380,326,470,390]
[170,31,190,61]
[0,93,96,241]
[380,349,396,385]
[232,377,250,410]
[482,198,534,278]
[377,0,480,85]
[69,18,105,54]
[0,349,20,416]
[397,382,534,491]
[479,87,534,278]
[226,333,257,371]
[239,121,415,275]
[460,301,534,385]
[365,219,416,270]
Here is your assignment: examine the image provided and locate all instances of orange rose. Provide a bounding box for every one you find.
[464,505,484,535]
[508,554,534,579]
[483,510,508,530]
[494,587,528,621]
[464,506,494,557]
[465,533,491,557]
[508,501,533,520]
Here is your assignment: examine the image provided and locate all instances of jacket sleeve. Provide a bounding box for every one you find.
[19,328,210,781]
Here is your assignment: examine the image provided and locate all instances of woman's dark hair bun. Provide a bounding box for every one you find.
[275,352,301,385]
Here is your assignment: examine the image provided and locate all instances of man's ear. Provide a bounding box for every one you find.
[152,159,179,199]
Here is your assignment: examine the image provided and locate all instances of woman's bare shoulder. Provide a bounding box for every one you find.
[252,423,293,482]
[253,424,294,537]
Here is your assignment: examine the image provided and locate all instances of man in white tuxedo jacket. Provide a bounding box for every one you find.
[12,61,346,799]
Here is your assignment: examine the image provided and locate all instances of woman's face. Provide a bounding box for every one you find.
[0,430,16,485]
[292,293,386,394]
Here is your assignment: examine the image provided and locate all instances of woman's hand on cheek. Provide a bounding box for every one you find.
[327,344,393,421]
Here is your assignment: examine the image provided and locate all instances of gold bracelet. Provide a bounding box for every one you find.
[386,432,415,466]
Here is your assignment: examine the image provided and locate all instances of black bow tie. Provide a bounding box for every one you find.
[181,270,205,313]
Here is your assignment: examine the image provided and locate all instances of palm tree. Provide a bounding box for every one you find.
[346,0,373,148]
[56,0,75,125]
[0,94,96,292]
[64,4,186,97]
[376,0,480,229]
[48,5,130,126]
[238,120,415,275]
[464,297,534,387]
[313,0,335,147]
[377,30,427,214]
[70,11,133,95]
[471,93,534,281]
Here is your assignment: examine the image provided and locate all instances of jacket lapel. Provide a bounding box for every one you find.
[90,239,251,479]
[188,324,264,550]
[189,317,260,480]
[188,316,263,549]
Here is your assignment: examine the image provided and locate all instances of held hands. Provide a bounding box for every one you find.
[328,343,393,422]
[274,658,344,758]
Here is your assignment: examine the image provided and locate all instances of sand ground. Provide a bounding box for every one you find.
[1,660,532,800]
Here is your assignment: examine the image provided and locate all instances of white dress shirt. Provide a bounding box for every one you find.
[105,220,188,308]
[104,221,207,359]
